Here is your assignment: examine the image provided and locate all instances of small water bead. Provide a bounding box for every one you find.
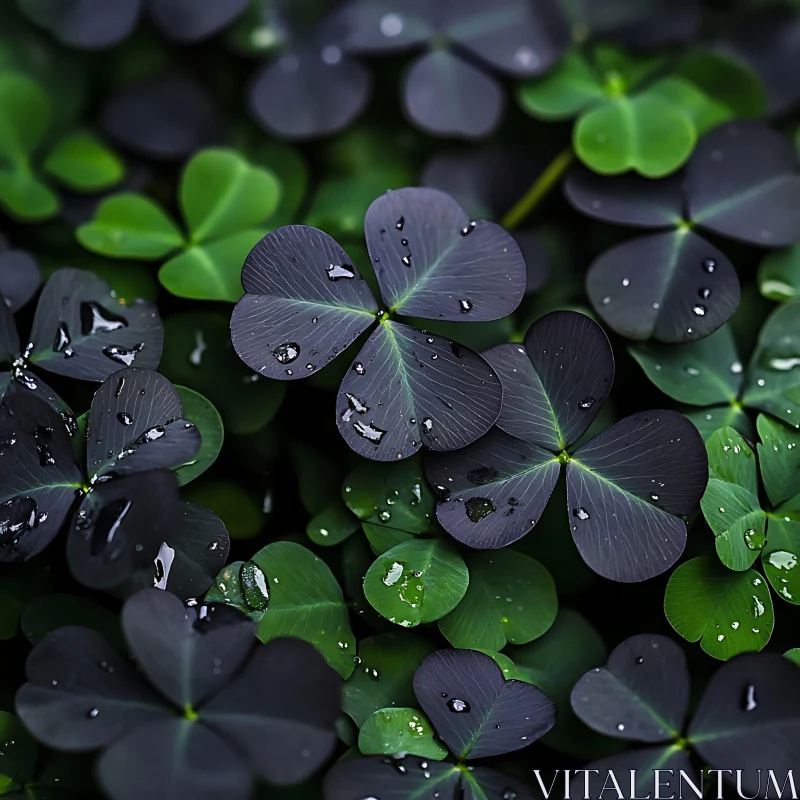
[636,657,644,664]
[601,296,611,305]
[693,305,707,317]
[731,361,743,374]
[53,322,71,353]
[578,397,594,409]
[573,507,590,521]
[353,421,386,444]
[380,12,403,36]
[87,708,100,718]
[698,287,712,299]
[80,301,128,335]
[396,217,405,231]
[621,277,630,287]
[116,412,133,426]
[702,259,717,273]
[401,255,412,267]
[460,221,476,236]
[447,698,470,713]
[744,684,757,712]
[326,263,355,281]
[459,299,473,313]
[465,497,495,522]
[353,362,366,375]
[273,342,300,364]
[103,344,143,366]
[616,723,625,732]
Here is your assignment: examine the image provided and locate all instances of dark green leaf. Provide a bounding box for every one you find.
[174,387,223,487]
[358,707,448,760]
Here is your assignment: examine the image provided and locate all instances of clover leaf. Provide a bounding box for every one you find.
[335,0,570,138]
[520,47,762,177]
[231,187,526,461]
[631,302,800,440]
[326,648,556,800]
[205,540,356,678]
[0,70,123,221]
[427,310,708,582]
[567,123,800,344]
[15,589,341,800]
[0,367,226,602]
[76,149,281,302]
[571,634,800,798]
[665,419,800,658]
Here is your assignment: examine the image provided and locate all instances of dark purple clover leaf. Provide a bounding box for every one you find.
[688,653,800,795]
[336,321,501,460]
[0,248,41,313]
[364,188,525,321]
[426,428,560,549]
[413,649,555,760]
[333,0,435,55]
[0,303,18,366]
[567,410,707,582]
[120,502,230,602]
[17,0,142,49]
[84,368,201,481]
[101,75,224,161]
[325,756,462,800]
[199,637,341,786]
[121,589,255,709]
[149,0,251,42]
[249,45,372,140]
[571,634,690,742]
[15,626,170,751]
[66,470,182,591]
[231,225,378,381]
[97,717,251,800]
[687,122,800,248]
[0,390,82,563]
[26,268,164,382]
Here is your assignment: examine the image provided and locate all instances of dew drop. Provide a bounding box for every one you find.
[447,698,470,713]
[465,497,496,522]
[702,259,716,273]
[80,302,128,336]
[692,304,707,317]
[459,299,473,313]
[353,421,386,444]
[116,412,133,426]
[273,342,300,364]
[743,684,757,712]
[240,562,270,612]
[572,507,590,521]
[578,396,594,410]
[698,287,712,300]
[53,322,71,354]
[326,263,355,281]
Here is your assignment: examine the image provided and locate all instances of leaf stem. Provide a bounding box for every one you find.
[501,147,575,231]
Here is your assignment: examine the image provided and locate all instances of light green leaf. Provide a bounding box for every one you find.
[759,244,800,303]
[646,76,730,136]
[206,541,356,678]
[173,386,223,487]
[757,414,800,507]
[362,522,414,555]
[343,456,438,535]
[43,132,124,191]
[702,478,765,571]
[158,229,262,302]
[252,142,307,227]
[363,539,468,628]
[575,93,695,178]
[762,513,800,605]
[358,707,448,760]
[665,556,773,660]
[307,500,359,546]
[706,427,759,494]
[785,648,800,666]
[438,549,557,651]
[742,303,800,428]
[77,193,184,259]
[342,632,436,727]
[180,149,280,243]
[0,71,50,165]
[517,49,604,120]
[0,170,58,220]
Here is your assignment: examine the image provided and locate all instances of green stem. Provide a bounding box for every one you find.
[501,147,575,230]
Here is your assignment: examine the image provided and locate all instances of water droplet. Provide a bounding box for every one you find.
[744,529,766,552]
[636,657,644,665]
[685,366,700,376]
[601,296,611,305]
[616,723,625,731]
[447,698,470,713]
[326,263,355,281]
[353,362,366,375]
[465,497,495,522]
[578,396,594,410]
[769,357,800,371]
[353,421,386,444]
[693,304,707,317]
[53,322,71,354]
[621,278,630,287]
[80,302,128,336]
[240,562,270,612]
[91,498,132,556]
[572,507,590,521]
[768,550,797,570]
[33,427,55,466]
[116,412,133,426]
[730,361,743,374]
[698,287,712,300]
[401,255,412,267]
[321,45,341,64]
[395,217,405,231]
[273,342,300,364]
[459,299,472,313]
[752,595,766,617]
[87,708,100,718]
[421,418,433,432]
[153,541,175,590]
[190,330,206,366]
[341,393,369,423]
[460,221,476,236]
[383,561,404,587]
[702,259,716,273]
[380,12,403,36]
[102,344,143,366]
